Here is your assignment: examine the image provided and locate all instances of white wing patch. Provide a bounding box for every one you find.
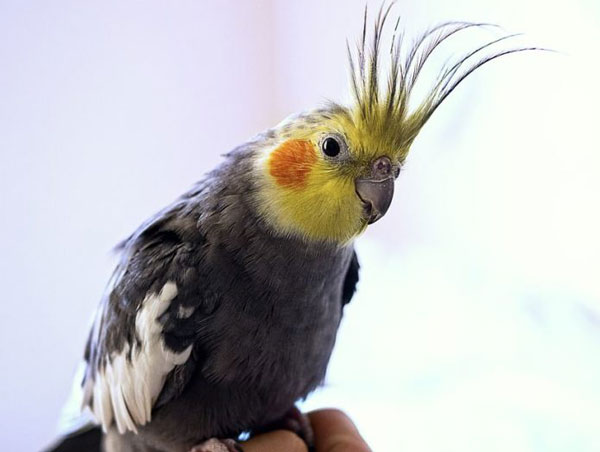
[89,281,193,434]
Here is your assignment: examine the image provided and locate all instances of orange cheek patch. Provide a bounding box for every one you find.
[269,139,317,189]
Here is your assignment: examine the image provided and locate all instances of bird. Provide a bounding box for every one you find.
[46,4,542,452]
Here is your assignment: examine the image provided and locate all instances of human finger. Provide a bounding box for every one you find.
[308,409,371,452]
[241,429,308,452]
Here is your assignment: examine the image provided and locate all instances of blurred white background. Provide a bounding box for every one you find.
[1,1,599,451]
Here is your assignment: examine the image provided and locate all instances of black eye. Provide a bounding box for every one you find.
[322,137,341,157]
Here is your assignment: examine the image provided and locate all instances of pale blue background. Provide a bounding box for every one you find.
[1,1,599,451]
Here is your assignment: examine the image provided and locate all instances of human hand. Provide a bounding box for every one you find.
[242,409,371,452]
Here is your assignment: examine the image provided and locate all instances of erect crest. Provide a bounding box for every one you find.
[347,2,544,160]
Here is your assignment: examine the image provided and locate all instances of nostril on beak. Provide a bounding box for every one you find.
[372,156,392,179]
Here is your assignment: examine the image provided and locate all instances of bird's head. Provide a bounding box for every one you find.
[252,5,541,245]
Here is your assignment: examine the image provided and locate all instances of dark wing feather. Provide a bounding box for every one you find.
[341,250,360,307]
[82,202,214,434]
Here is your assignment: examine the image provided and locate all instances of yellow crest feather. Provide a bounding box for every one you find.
[346,2,544,161]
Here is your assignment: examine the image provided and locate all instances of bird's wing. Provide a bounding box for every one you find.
[341,249,360,307]
[81,204,213,434]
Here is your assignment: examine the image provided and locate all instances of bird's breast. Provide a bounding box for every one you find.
[204,245,351,404]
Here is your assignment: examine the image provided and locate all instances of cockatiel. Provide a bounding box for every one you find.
[48,5,541,452]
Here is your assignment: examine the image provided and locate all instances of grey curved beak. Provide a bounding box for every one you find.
[355,177,395,224]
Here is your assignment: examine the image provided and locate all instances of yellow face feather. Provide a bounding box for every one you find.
[253,3,543,245]
[254,112,402,244]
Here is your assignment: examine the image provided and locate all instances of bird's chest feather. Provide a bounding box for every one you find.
[201,242,351,404]
[209,260,345,393]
